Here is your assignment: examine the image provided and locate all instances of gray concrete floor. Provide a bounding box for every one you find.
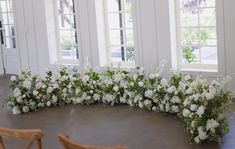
[0,75,235,149]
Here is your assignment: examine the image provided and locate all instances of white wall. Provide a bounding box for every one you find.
[2,0,234,94]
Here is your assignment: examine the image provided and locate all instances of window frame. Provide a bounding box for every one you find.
[104,0,136,67]
[53,0,81,65]
[174,0,223,73]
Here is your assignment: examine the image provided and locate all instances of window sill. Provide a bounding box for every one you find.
[181,68,218,73]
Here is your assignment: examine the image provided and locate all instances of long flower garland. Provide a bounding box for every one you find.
[7,66,232,144]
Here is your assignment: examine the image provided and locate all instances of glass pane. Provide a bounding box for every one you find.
[59,30,78,50]
[109,29,122,45]
[108,13,121,29]
[107,0,120,12]
[0,1,7,12]
[8,13,14,24]
[57,0,75,15]
[7,0,13,12]
[5,37,15,48]
[180,9,198,27]
[58,14,76,29]
[201,46,218,64]
[199,0,215,7]
[124,0,132,12]
[199,27,216,45]
[111,46,122,61]
[180,0,199,9]
[199,8,216,26]
[4,25,10,36]
[125,12,133,28]
[182,46,200,63]
[2,13,8,24]
[181,28,199,45]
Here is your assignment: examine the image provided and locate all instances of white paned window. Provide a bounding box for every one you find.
[176,0,218,70]
[56,0,79,63]
[0,0,16,49]
[106,0,135,65]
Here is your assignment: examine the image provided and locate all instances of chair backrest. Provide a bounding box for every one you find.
[0,127,44,149]
[58,134,128,149]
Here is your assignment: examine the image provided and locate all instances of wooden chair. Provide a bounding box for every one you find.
[58,134,128,149]
[0,127,44,149]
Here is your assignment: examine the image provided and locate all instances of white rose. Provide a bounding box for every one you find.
[33,90,39,96]
[94,94,100,101]
[47,87,54,94]
[183,109,191,117]
[16,96,22,103]
[75,89,81,94]
[138,102,144,108]
[113,86,119,92]
[46,101,51,107]
[172,105,179,113]
[133,74,138,81]
[152,106,157,111]
[36,82,43,89]
[11,76,17,81]
[138,81,144,87]
[186,88,193,95]
[23,106,29,113]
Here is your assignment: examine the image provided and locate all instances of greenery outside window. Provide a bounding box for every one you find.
[105,0,135,65]
[176,0,218,71]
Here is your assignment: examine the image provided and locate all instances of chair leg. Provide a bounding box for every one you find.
[36,139,42,149]
[0,136,5,149]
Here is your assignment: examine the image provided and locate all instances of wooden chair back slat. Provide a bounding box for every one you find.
[58,134,128,149]
[0,127,44,149]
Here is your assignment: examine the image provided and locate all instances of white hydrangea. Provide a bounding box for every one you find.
[198,127,208,140]
[172,96,181,104]
[52,95,58,103]
[82,75,90,83]
[93,94,100,101]
[23,80,31,89]
[36,82,43,89]
[190,104,198,112]
[160,78,168,87]
[167,86,176,94]
[145,90,153,98]
[13,106,21,115]
[13,88,21,97]
[206,119,219,133]
[183,109,191,117]
[196,106,205,117]
[33,90,39,96]
[47,87,54,94]
[113,73,123,82]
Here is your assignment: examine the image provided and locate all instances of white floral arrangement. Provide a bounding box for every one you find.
[7,63,232,144]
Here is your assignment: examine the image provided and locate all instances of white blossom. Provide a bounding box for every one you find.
[13,106,21,115]
[47,87,54,94]
[13,88,21,97]
[11,76,17,81]
[183,109,191,117]
[23,106,29,113]
[160,78,168,87]
[196,106,205,117]
[23,80,31,89]
[33,90,39,96]
[206,119,219,133]
[113,86,119,92]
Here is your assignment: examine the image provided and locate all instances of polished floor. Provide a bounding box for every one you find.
[0,76,235,149]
